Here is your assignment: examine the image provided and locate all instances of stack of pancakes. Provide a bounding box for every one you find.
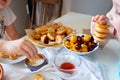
[93,22,109,41]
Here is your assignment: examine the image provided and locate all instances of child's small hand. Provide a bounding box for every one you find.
[90,15,109,42]
[92,15,107,25]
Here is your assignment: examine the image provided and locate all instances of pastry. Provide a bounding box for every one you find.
[0,52,22,60]
[41,35,49,44]
[32,33,41,40]
[30,22,76,46]
[34,74,44,80]
[56,26,67,34]
[0,52,9,58]
[9,54,18,60]
[55,35,65,44]
[47,32,56,40]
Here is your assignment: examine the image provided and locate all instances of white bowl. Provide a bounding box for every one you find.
[54,52,81,79]
[63,34,99,56]
[24,54,48,72]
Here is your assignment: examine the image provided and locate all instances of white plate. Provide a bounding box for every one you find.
[21,72,62,80]
[0,56,26,64]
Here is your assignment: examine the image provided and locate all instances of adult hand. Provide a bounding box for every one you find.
[2,38,37,58]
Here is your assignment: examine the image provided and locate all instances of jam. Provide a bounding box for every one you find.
[60,62,75,74]
[60,62,75,70]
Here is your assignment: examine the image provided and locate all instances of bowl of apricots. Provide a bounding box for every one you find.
[63,34,99,55]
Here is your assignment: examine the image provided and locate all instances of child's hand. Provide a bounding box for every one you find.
[90,15,109,42]
[91,15,107,34]
[2,38,38,58]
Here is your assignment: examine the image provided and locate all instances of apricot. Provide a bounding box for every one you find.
[65,40,70,48]
[81,47,88,52]
[70,35,77,43]
[83,35,91,42]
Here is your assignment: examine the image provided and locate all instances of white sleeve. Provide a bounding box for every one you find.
[0,7,16,26]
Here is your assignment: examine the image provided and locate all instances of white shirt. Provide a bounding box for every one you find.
[0,7,16,40]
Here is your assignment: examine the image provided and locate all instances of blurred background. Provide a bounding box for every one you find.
[10,0,112,37]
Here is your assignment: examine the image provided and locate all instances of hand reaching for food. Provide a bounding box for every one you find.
[0,38,37,58]
[91,15,109,42]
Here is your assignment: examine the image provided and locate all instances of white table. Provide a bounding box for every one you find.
[1,12,120,80]
[55,12,120,80]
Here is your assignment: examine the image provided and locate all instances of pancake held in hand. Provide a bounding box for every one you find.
[93,22,109,41]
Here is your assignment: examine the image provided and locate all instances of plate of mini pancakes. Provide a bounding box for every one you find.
[0,52,26,64]
[25,22,75,47]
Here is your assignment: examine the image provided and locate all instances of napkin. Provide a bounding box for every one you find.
[1,64,28,80]
[41,47,104,80]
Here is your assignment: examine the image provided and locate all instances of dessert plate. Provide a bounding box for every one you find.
[28,37,63,47]
[0,56,26,64]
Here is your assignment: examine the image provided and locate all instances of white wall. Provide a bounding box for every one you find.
[62,0,112,16]
[10,0,30,36]
[62,0,72,15]
[9,0,112,36]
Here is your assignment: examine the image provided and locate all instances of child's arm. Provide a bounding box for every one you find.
[5,23,20,40]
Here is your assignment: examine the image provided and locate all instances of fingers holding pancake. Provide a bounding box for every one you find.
[93,22,109,41]
[93,34,106,41]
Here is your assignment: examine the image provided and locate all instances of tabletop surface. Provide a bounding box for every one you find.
[55,12,120,80]
[1,12,120,80]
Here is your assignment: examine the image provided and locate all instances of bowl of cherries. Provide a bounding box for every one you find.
[63,34,99,55]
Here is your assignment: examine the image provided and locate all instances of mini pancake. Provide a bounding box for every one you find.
[94,30,107,38]
[95,26,108,33]
[93,34,106,41]
[95,22,109,29]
